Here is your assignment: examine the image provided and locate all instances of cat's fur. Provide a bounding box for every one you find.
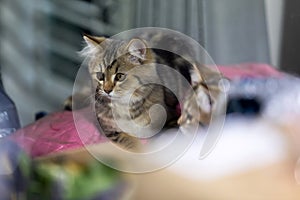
[178,64,221,126]
[70,34,222,151]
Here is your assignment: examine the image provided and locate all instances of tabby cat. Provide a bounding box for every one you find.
[72,34,221,151]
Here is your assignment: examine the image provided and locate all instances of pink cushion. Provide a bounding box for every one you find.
[10,63,282,157]
[10,108,104,157]
[218,63,282,79]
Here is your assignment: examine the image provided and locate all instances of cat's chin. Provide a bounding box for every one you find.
[106,94,123,102]
[100,92,114,99]
[103,91,121,100]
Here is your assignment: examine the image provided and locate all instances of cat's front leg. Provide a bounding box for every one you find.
[177,98,200,126]
[178,85,212,126]
[106,131,142,152]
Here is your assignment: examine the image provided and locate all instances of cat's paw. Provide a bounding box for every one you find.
[108,132,144,153]
[177,113,198,126]
[177,115,185,125]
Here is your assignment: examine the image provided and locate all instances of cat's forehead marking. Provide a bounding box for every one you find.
[102,40,125,68]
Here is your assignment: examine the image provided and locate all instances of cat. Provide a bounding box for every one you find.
[68,33,222,151]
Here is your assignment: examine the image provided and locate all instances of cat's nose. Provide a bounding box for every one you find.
[104,88,112,94]
[104,82,113,94]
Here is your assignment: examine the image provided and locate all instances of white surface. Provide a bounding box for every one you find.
[169,118,288,180]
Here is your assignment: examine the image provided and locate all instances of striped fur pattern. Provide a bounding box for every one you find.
[80,34,221,150]
[83,35,185,150]
[178,64,222,126]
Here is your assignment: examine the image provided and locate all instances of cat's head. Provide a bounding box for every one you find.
[81,35,156,99]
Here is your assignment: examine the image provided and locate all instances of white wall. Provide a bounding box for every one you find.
[264,0,284,68]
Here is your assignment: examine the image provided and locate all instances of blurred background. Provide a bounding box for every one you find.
[0,0,297,126]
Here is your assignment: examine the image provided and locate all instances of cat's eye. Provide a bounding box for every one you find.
[115,73,126,82]
[96,72,104,81]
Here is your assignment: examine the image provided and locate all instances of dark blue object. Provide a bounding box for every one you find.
[35,111,48,121]
[0,139,28,199]
[226,97,262,116]
[0,68,20,137]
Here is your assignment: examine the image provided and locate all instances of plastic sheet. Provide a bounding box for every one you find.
[10,108,104,157]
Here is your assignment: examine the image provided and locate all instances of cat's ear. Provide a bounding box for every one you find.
[80,34,106,57]
[126,38,147,60]
[83,34,106,47]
